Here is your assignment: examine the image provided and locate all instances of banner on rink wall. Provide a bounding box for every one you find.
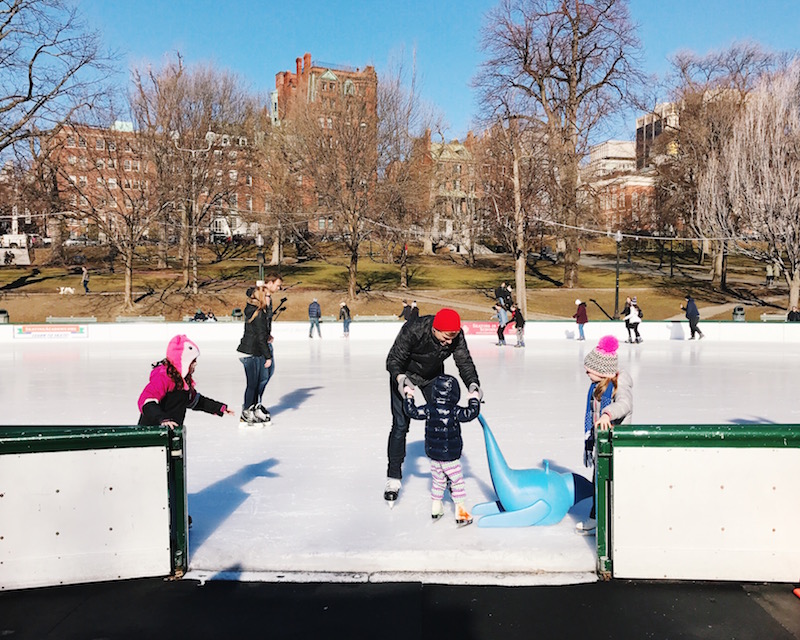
[13,324,88,340]
[461,322,515,336]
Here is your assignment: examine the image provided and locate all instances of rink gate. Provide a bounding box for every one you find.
[0,425,188,590]
[595,424,800,582]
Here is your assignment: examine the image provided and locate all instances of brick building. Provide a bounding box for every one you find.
[272,53,377,235]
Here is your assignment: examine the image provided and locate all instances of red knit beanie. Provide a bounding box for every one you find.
[433,308,461,332]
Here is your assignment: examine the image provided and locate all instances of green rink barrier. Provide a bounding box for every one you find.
[0,425,188,590]
[596,424,800,582]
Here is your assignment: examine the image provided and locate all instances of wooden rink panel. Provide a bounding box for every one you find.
[611,446,800,581]
[0,447,171,590]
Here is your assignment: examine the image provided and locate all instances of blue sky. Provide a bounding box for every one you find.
[81,0,799,142]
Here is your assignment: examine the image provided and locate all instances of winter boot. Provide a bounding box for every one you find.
[431,499,444,521]
[384,477,401,504]
[455,503,473,526]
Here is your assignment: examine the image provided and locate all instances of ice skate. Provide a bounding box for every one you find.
[431,499,444,521]
[253,403,271,424]
[384,478,401,506]
[239,405,259,428]
[635,336,643,343]
[575,517,596,535]
[495,341,506,346]
[455,503,473,526]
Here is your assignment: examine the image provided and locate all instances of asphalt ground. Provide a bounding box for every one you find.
[1,578,798,640]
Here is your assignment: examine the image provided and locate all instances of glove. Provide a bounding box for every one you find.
[397,374,415,396]
[583,432,595,468]
[468,383,483,401]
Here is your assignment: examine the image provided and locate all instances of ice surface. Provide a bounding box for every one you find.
[3,327,798,585]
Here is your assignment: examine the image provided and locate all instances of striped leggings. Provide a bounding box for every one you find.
[430,459,466,503]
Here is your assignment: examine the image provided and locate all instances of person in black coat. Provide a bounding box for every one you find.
[384,308,481,503]
[237,274,283,424]
[681,294,704,340]
[403,374,481,523]
[788,305,800,322]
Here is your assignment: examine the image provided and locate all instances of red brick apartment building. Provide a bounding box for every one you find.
[272,52,378,235]
[47,122,267,243]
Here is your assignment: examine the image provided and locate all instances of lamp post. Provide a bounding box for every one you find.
[613,230,623,319]
[171,130,216,294]
[256,232,265,282]
[668,224,675,278]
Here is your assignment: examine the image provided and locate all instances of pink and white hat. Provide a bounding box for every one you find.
[583,335,619,377]
[166,334,200,379]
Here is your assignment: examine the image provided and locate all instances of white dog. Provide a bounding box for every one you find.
[58,286,75,295]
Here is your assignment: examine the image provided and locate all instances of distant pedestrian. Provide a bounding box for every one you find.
[308,298,322,338]
[510,303,525,347]
[573,299,588,341]
[766,264,774,287]
[787,305,800,322]
[681,295,704,340]
[398,299,411,321]
[81,266,90,294]
[339,301,351,337]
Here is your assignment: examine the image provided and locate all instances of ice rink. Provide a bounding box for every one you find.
[3,322,799,585]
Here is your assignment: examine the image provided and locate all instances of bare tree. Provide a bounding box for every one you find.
[283,81,378,299]
[476,0,642,288]
[0,0,115,155]
[130,55,264,292]
[701,61,800,308]
[653,42,780,285]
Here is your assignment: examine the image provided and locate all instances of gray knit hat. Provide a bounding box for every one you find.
[583,335,619,377]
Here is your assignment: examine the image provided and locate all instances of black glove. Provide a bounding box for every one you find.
[583,433,595,468]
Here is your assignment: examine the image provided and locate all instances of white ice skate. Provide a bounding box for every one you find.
[384,478,401,507]
[239,405,264,428]
[253,403,272,425]
[431,499,444,521]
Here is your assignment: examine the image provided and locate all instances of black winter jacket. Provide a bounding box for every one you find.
[404,374,480,461]
[386,314,480,389]
[237,301,273,358]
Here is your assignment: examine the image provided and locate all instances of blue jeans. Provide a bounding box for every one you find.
[240,354,274,410]
[578,323,585,340]
[309,317,321,337]
[343,318,351,335]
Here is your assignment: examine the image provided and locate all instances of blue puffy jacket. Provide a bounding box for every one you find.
[404,374,480,461]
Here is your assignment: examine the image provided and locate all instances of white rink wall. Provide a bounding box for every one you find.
[1,319,799,344]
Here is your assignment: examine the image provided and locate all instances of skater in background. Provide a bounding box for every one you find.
[578,335,633,535]
[384,308,482,504]
[408,300,419,323]
[403,374,481,524]
[622,296,642,343]
[573,299,588,341]
[493,303,509,345]
[788,305,800,322]
[510,303,525,347]
[137,334,234,429]
[81,266,90,294]
[398,299,411,321]
[237,274,283,426]
[681,294,704,340]
[339,300,351,337]
[308,298,322,338]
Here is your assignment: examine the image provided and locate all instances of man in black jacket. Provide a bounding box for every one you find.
[384,308,481,503]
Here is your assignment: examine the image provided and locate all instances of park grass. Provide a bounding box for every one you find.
[0,244,791,323]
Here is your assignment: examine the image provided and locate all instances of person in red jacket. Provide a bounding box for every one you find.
[573,299,588,341]
[138,334,234,429]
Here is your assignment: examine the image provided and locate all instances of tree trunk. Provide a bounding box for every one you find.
[124,246,134,309]
[788,267,799,309]
[562,231,580,288]
[399,242,408,289]
[348,248,359,299]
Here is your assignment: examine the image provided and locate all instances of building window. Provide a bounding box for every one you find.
[246,195,253,211]
[106,159,115,169]
[131,159,140,172]
[221,135,230,146]
[229,193,238,207]
[319,217,326,229]
[78,176,87,187]
[78,137,86,148]
[108,178,117,190]
[108,140,116,151]
[67,155,77,165]
[65,135,76,147]
[246,174,252,186]
[96,138,105,150]
[238,137,247,146]
[123,159,131,171]
[229,169,238,182]
[95,159,104,170]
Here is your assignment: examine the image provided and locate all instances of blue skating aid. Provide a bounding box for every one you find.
[475,415,592,528]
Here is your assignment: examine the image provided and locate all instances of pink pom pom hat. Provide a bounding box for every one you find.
[583,335,619,377]
[166,334,200,380]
